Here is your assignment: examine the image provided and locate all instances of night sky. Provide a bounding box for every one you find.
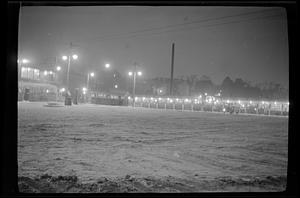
[18,6,289,88]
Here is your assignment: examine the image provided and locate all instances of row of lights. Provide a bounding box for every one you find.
[128,96,289,106]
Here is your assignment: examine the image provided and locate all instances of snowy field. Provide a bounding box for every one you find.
[18,102,288,192]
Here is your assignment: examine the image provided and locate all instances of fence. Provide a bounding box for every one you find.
[91,97,128,106]
[127,96,289,117]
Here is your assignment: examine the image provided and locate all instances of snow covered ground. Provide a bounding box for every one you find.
[18,102,288,192]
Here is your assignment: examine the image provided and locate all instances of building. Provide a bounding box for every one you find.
[18,64,61,101]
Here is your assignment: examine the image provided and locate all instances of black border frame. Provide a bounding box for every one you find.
[4,1,298,197]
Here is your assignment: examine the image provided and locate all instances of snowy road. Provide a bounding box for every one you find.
[18,102,288,192]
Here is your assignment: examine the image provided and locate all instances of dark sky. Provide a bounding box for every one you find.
[18,6,289,88]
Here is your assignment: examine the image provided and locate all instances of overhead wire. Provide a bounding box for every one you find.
[74,8,283,44]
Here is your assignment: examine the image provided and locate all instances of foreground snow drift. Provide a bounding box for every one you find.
[18,102,288,192]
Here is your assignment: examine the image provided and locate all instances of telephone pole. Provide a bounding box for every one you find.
[170,43,175,96]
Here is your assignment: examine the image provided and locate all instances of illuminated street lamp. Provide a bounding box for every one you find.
[128,62,142,107]
[22,59,29,64]
[56,66,61,71]
[62,53,78,97]
[105,63,110,69]
[87,72,95,91]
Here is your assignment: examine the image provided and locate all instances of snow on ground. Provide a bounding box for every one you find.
[18,102,288,192]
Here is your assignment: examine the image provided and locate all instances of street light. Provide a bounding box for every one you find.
[87,72,95,91]
[22,59,29,64]
[62,54,78,97]
[56,66,61,71]
[128,63,142,107]
[105,63,110,68]
[72,54,78,60]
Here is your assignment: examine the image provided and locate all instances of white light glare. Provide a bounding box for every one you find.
[72,54,78,60]
[62,56,68,60]
[56,66,61,71]
[22,59,29,64]
[128,71,133,76]
[105,63,110,68]
[137,71,142,76]
[90,72,95,77]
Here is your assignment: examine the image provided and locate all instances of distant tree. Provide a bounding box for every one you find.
[186,75,198,96]
[194,75,214,94]
[221,76,234,97]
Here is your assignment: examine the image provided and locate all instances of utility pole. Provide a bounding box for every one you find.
[132,62,137,107]
[170,43,175,96]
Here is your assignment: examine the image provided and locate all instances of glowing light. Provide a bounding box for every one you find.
[56,66,61,71]
[223,108,226,112]
[142,97,146,101]
[22,59,29,64]
[114,84,118,88]
[274,101,277,105]
[137,71,142,76]
[105,63,110,68]
[44,71,48,75]
[226,100,230,103]
[250,101,252,104]
[135,97,138,101]
[205,93,207,96]
[199,95,202,98]
[90,72,95,77]
[21,67,26,71]
[158,98,162,101]
[159,89,162,93]
[62,56,68,60]
[46,89,49,93]
[128,96,131,100]
[28,68,31,71]
[82,87,87,92]
[238,100,241,104]
[60,88,65,92]
[170,99,173,103]
[49,71,53,74]
[128,72,133,76]
[72,54,78,60]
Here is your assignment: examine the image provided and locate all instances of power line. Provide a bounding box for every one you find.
[75,8,282,44]
[76,13,283,44]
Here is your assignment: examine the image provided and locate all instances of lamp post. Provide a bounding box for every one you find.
[62,54,78,92]
[86,72,95,103]
[128,62,142,107]
[62,54,78,105]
